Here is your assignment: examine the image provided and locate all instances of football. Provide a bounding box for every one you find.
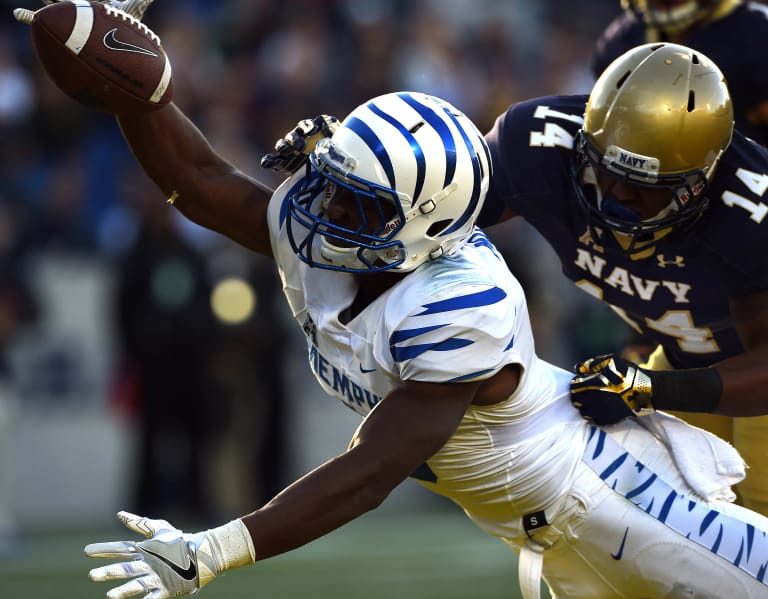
[30,0,172,114]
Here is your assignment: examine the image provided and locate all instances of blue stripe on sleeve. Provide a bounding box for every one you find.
[416,287,507,315]
[448,368,495,382]
[390,324,448,345]
[391,337,474,362]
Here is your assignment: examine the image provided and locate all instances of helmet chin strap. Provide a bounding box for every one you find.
[318,239,364,269]
[401,182,459,221]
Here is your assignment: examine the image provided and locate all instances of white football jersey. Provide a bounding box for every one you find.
[268,174,585,545]
[267,174,768,597]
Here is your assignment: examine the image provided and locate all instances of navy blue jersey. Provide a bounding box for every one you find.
[480,95,768,369]
[592,3,768,146]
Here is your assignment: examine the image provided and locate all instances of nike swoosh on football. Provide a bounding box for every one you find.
[611,526,630,560]
[103,28,158,57]
[359,364,376,373]
[142,547,197,581]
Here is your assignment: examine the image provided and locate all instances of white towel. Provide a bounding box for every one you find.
[637,411,745,502]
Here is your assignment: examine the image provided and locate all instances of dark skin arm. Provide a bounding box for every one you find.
[241,364,520,559]
[116,103,274,255]
[713,290,768,416]
[241,378,479,559]
[115,101,525,559]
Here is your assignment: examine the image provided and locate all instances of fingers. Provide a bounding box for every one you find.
[573,353,614,374]
[121,0,152,18]
[317,115,340,137]
[89,560,154,582]
[106,577,159,599]
[89,562,162,599]
[113,0,153,21]
[294,118,318,138]
[275,137,303,156]
[118,511,174,537]
[13,8,36,23]
[260,146,305,173]
[259,154,280,170]
[85,541,138,558]
[283,129,311,153]
[570,370,612,390]
[86,512,176,599]
[573,356,598,374]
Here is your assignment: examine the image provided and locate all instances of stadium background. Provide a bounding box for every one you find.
[0,1,706,597]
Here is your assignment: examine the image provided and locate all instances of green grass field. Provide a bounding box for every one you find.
[0,509,552,599]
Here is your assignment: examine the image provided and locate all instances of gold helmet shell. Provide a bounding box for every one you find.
[584,42,733,181]
[573,43,733,255]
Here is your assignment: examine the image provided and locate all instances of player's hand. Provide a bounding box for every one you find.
[85,511,219,599]
[261,114,340,174]
[111,0,155,20]
[570,353,655,425]
[14,0,154,25]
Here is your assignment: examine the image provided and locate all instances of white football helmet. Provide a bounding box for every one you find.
[285,92,491,273]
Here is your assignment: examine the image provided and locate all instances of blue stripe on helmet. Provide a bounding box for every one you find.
[397,92,457,188]
[440,107,484,235]
[346,116,396,188]
[367,102,426,202]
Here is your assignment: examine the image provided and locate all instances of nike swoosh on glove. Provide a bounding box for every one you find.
[85,511,222,599]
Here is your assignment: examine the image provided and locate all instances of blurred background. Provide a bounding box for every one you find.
[0,1,647,597]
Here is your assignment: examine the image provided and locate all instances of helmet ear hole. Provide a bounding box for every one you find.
[616,70,632,89]
[426,219,453,237]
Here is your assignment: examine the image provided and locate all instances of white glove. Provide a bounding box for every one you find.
[14,0,155,25]
[85,511,256,599]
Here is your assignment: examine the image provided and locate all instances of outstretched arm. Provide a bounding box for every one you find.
[242,377,477,558]
[116,105,275,256]
[13,1,275,254]
[85,378,480,598]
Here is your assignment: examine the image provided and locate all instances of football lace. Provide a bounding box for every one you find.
[103,3,161,46]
